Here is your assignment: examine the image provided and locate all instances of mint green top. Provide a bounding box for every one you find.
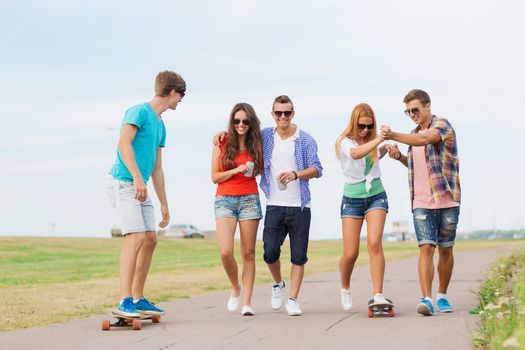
[344,154,385,198]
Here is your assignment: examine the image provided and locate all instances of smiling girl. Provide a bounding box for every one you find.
[211,103,263,316]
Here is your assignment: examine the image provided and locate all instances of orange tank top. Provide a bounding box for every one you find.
[216,141,258,196]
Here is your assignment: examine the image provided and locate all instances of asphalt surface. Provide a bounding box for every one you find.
[1,244,519,350]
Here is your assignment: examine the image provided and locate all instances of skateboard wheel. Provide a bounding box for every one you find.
[101,320,110,331]
[152,315,161,323]
[388,309,395,317]
[367,308,373,318]
[132,319,141,330]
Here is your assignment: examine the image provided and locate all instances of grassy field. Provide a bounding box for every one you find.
[0,237,520,332]
[472,250,525,349]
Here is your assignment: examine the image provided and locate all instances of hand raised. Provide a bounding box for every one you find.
[380,125,393,140]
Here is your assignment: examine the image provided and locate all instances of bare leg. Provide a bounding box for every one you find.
[131,231,157,299]
[239,219,259,306]
[418,244,436,297]
[365,210,387,295]
[267,260,283,285]
[216,218,241,296]
[289,264,304,299]
[339,218,363,289]
[120,232,146,300]
[437,245,454,294]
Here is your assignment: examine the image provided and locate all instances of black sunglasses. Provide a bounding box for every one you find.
[273,111,293,118]
[167,86,185,99]
[357,123,374,130]
[404,107,420,116]
[233,119,249,126]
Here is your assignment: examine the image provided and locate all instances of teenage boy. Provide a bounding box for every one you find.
[106,70,186,317]
[381,89,460,316]
[261,95,323,316]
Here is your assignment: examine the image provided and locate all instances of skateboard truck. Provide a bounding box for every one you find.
[367,298,394,318]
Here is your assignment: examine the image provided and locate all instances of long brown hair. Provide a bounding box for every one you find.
[222,103,263,176]
[335,103,378,163]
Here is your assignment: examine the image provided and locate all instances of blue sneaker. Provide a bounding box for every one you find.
[134,297,165,315]
[437,298,453,313]
[115,296,141,317]
[416,298,435,316]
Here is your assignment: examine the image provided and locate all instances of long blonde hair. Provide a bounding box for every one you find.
[335,103,378,163]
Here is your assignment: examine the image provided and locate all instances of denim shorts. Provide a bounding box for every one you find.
[340,191,389,219]
[263,206,311,266]
[413,206,460,247]
[214,194,263,221]
[105,176,156,235]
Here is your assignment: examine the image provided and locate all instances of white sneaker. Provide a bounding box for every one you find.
[285,298,303,316]
[341,288,353,311]
[373,293,388,304]
[241,305,255,316]
[271,282,285,310]
[227,288,242,312]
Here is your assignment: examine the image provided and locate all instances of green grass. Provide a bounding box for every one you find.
[0,237,224,286]
[472,250,525,349]
[0,237,520,332]
[0,237,416,287]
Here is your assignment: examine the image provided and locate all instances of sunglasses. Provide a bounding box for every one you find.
[233,119,250,126]
[357,123,374,130]
[404,107,420,116]
[178,91,185,99]
[273,111,293,118]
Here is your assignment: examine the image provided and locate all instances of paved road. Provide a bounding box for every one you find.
[1,244,520,350]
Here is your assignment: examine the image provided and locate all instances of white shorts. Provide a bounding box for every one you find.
[106,176,156,235]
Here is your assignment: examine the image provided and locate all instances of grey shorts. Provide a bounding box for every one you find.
[106,176,156,235]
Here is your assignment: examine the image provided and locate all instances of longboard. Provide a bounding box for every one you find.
[101,310,161,331]
[367,298,394,318]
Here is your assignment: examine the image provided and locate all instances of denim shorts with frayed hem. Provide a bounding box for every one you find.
[340,191,389,219]
[214,194,263,221]
[413,206,460,247]
[106,176,156,235]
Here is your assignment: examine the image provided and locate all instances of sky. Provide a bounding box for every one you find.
[1,0,524,239]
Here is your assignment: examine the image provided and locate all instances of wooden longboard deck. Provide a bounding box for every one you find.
[111,309,154,320]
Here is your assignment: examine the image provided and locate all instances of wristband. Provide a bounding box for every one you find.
[291,171,298,180]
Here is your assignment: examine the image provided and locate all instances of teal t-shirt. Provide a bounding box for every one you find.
[110,103,166,183]
[344,154,385,198]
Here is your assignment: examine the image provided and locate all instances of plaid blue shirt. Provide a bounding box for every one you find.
[260,127,323,209]
[407,115,461,204]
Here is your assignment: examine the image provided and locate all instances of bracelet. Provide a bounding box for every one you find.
[291,171,298,180]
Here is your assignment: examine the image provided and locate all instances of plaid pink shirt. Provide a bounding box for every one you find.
[407,115,461,205]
